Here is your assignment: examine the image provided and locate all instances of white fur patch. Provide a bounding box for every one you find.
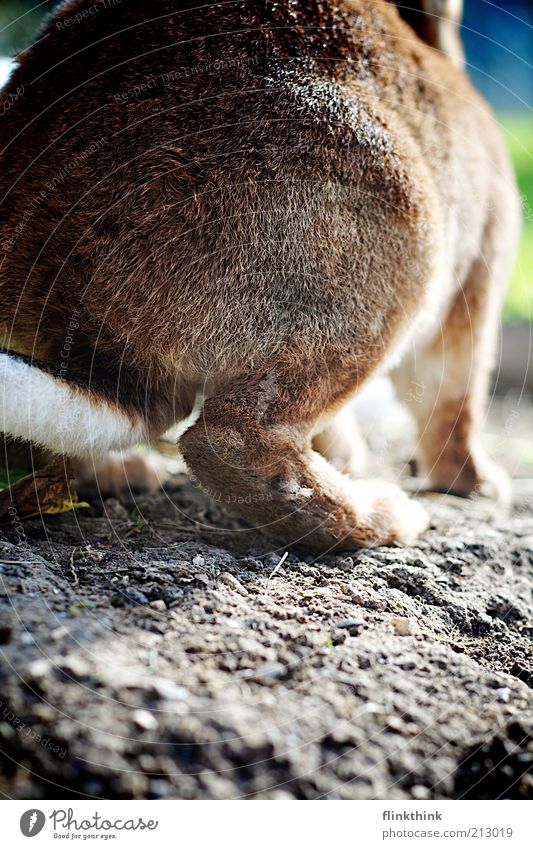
[280,478,314,500]
[0,354,147,457]
[0,58,15,90]
[160,391,204,443]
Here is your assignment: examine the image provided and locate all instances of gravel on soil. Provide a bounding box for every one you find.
[0,469,532,800]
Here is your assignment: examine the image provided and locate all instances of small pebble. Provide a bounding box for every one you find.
[27,658,51,678]
[60,656,91,679]
[256,661,286,680]
[194,573,209,585]
[152,678,189,701]
[132,709,158,731]
[335,618,365,630]
[496,687,511,703]
[149,600,167,612]
[391,616,420,636]
[192,554,205,567]
[220,572,248,595]
[123,587,148,605]
[411,784,430,800]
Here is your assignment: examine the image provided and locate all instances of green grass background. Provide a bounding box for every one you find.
[500,114,533,321]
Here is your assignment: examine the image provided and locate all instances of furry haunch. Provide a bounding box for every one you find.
[0,1,519,550]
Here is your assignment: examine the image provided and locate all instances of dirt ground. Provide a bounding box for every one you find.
[0,394,532,800]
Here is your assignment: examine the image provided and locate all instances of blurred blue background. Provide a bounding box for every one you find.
[463,0,533,109]
[460,1,533,320]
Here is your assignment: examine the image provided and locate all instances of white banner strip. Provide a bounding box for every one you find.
[2,799,531,847]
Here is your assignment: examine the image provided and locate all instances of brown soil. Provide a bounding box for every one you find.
[0,455,532,799]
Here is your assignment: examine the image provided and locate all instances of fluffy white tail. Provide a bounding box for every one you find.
[0,351,146,457]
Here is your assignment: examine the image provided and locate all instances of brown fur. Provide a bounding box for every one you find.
[0,0,520,550]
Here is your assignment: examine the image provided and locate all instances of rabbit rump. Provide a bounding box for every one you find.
[0,1,519,551]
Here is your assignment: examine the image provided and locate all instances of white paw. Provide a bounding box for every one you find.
[351,478,429,546]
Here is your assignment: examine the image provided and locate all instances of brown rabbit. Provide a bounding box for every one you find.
[0,0,519,551]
